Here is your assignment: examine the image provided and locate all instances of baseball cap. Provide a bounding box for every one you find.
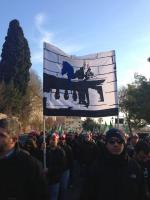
[106,128,125,143]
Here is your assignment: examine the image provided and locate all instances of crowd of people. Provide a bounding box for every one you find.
[0,117,150,200]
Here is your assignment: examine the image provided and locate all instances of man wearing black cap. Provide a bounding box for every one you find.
[134,141,150,200]
[80,128,143,200]
[0,117,49,200]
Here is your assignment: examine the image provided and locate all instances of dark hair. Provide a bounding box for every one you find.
[135,141,150,154]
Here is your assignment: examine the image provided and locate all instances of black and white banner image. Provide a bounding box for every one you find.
[43,42,118,117]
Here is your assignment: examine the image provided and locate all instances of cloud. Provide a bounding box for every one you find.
[34,13,54,48]
[55,40,83,54]
[35,13,45,27]
[31,13,83,65]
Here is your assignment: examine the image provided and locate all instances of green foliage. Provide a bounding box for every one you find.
[119,73,150,131]
[109,121,113,129]
[82,118,101,132]
[0,81,22,116]
[0,19,33,125]
[0,19,31,95]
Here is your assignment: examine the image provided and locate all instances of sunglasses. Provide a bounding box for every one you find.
[108,139,124,145]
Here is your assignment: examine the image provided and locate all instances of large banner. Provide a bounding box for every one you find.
[43,42,118,117]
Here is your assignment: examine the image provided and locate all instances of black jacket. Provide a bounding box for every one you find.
[79,140,98,166]
[0,145,49,200]
[80,145,143,200]
[136,159,150,200]
[59,143,73,170]
[46,146,65,184]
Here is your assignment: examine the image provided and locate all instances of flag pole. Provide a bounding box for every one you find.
[43,115,47,170]
[43,42,47,170]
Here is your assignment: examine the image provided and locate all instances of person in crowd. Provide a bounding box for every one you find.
[134,141,150,200]
[130,134,139,146]
[58,133,73,200]
[127,133,139,158]
[0,117,49,200]
[79,132,98,179]
[23,137,39,158]
[80,128,143,200]
[66,133,81,187]
[46,133,66,200]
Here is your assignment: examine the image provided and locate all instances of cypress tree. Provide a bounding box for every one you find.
[0,19,31,95]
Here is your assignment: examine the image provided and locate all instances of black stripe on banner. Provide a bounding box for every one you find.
[43,107,118,117]
[43,97,118,117]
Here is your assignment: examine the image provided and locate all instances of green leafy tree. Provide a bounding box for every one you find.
[0,81,22,116]
[0,19,31,119]
[0,19,31,95]
[119,74,150,132]
[119,86,133,133]
[82,118,98,131]
[0,81,7,113]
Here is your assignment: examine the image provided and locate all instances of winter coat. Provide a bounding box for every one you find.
[0,145,49,200]
[80,145,143,200]
[79,140,98,166]
[46,146,65,184]
[136,159,150,200]
[59,143,73,170]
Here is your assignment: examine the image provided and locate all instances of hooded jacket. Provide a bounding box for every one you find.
[80,144,143,200]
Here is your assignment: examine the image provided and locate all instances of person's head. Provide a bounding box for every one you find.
[105,128,125,155]
[24,138,37,152]
[134,141,150,162]
[59,134,66,144]
[83,61,86,69]
[28,131,38,141]
[80,67,84,72]
[84,133,91,142]
[130,134,139,146]
[67,133,74,141]
[0,117,20,156]
[49,133,59,147]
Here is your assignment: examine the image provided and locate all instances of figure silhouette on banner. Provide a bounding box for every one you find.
[61,61,104,108]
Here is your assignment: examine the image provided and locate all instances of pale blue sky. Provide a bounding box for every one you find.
[0,0,150,86]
